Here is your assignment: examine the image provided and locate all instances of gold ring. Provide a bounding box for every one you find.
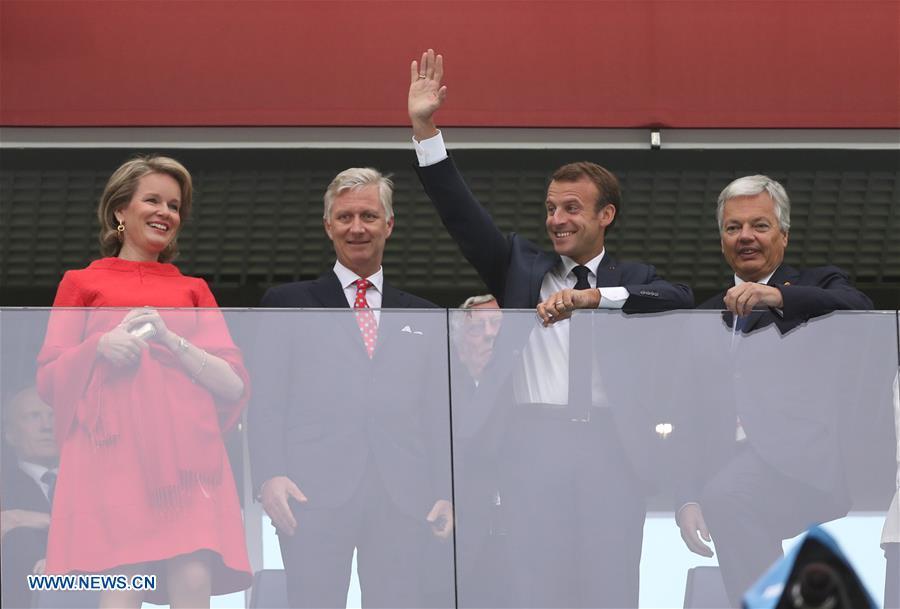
[418,74,427,79]
[555,301,564,306]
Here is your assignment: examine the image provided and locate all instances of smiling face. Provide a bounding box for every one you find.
[324,184,394,278]
[720,192,788,282]
[545,178,614,264]
[114,172,182,262]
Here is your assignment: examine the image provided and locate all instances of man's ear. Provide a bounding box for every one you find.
[323,216,334,241]
[598,203,616,228]
[385,216,394,239]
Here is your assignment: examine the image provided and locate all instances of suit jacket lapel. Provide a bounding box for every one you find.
[767,264,799,291]
[310,271,351,307]
[311,271,367,352]
[593,252,622,287]
[529,252,560,306]
[742,264,798,332]
[375,281,415,354]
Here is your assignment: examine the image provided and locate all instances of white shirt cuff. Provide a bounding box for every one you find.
[413,130,448,167]
[598,286,628,309]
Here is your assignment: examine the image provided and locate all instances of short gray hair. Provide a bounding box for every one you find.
[716,175,791,233]
[323,167,394,220]
[460,294,497,309]
[451,294,497,339]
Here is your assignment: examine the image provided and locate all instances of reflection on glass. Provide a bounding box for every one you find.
[247,309,455,608]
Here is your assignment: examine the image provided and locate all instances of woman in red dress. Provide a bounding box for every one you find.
[36,156,252,607]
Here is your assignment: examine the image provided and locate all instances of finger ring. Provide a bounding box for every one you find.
[555,301,564,307]
[418,74,426,79]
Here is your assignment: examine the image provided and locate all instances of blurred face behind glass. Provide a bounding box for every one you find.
[324,184,394,279]
[720,192,788,282]
[4,389,57,467]
[459,300,502,381]
[114,172,183,262]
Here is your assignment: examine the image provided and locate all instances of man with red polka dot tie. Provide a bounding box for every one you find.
[252,168,452,609]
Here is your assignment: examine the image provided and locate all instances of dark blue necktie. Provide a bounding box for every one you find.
[572,265,592,290]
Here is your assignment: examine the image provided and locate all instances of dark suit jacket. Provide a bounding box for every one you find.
[415,156,694,311]
[415,156,693,486]
[673,264,874,507]
[699,264,873,335]
[1,463,51,609]
[248,271,448,521]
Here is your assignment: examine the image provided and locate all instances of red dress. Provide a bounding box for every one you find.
[36,257,252,600]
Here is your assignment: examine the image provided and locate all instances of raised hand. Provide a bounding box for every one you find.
[409,48,447,140]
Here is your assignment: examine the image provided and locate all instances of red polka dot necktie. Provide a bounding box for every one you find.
[354,279,377,358]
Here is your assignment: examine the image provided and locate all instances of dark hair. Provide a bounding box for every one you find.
[550,162,621,229]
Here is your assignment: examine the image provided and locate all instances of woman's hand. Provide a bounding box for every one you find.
[123,308,175,344]
[97,322,148,367]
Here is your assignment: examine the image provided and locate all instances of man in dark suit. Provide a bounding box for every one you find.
[249,168,453,608]
[674,174,874,607]
[1,387,58,609]
[408,50,694,608]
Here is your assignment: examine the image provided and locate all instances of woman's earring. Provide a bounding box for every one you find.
[117,221,125,240]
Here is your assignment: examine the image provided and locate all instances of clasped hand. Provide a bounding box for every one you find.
[536,288,601,326]
[723,283,783,317]
[97,307,174,367]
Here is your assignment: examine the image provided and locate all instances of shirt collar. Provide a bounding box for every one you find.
[18,460,55,485]
[333,260,384,294]
[558,248,606,279]
[734,268,776,287]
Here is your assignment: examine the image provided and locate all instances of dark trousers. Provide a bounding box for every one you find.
[278,460,447,608]
[886,543,899,609]
[496,411,647,609]
[700,445,848,608]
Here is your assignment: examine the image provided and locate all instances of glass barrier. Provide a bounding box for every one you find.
[447,308,898,609]
[0,307,897,609]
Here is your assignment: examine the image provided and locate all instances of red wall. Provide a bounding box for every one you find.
[1,0,897,128]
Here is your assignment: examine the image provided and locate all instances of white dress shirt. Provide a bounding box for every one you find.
[414,130,631,406]
[514,252,628,405]
[333,260,384,325]
[18,460,56,504]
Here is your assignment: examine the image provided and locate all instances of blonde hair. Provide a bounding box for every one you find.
[97,155,193,262]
